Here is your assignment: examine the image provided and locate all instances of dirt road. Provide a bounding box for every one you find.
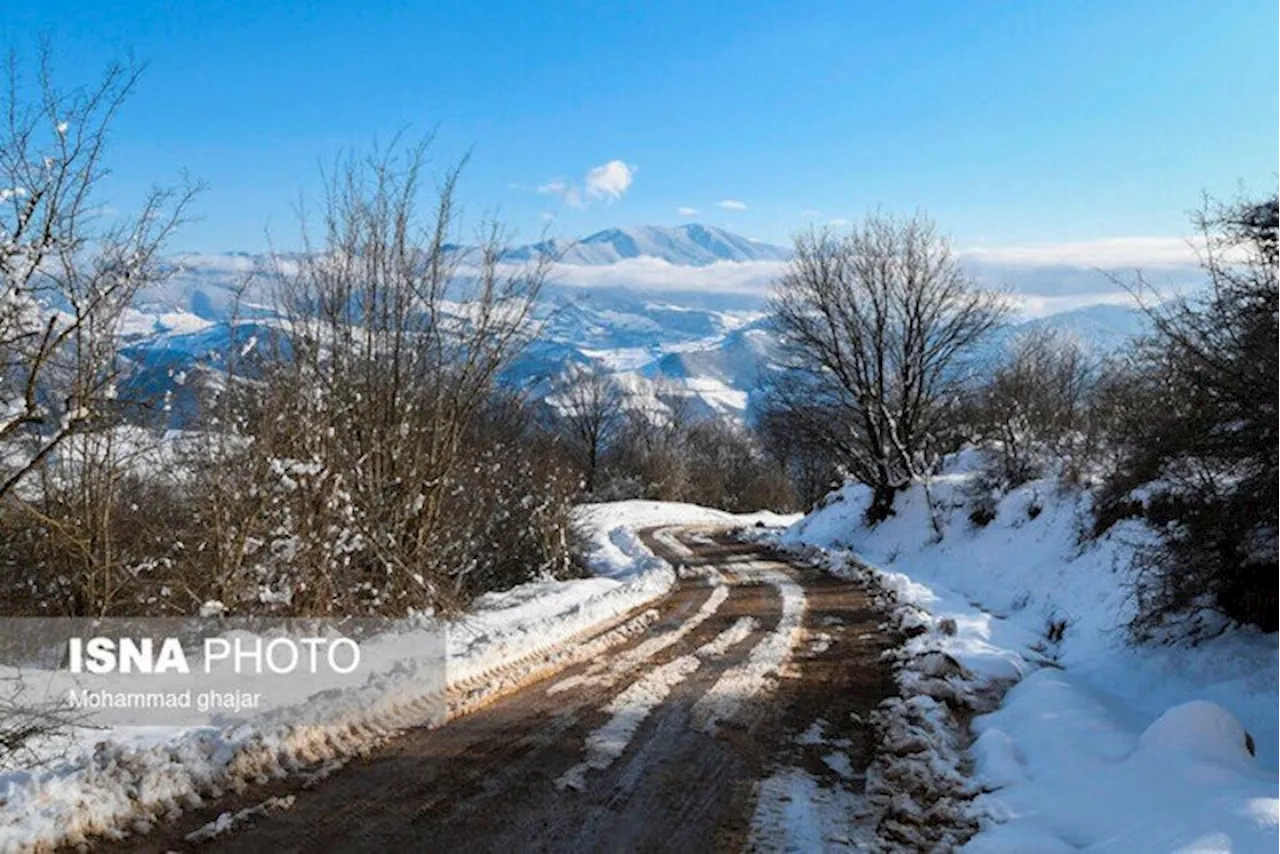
[112,527,895,853]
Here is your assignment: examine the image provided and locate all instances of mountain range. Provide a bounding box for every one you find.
[121,225,1149,424]
[498,224,792,266]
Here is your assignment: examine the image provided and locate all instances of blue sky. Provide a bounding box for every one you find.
[8,0,1277,254]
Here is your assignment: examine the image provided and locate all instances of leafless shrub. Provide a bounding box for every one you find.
[1101,192,1278,634]
[592,389,794,512]
[754,395,842,509]
[969,327,1098,489]
[596,389,694,502]
[192,139,568,616]
[548,362,626,495]
[0,48,197,617]
[680,417,793,512]
[0,673,85,769]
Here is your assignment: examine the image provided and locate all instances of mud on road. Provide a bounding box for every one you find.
[107,527,896,853]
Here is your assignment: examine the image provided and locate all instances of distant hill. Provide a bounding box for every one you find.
[501,224,792,266]
[114,227,1150,425]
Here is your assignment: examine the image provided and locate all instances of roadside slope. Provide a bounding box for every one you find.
[779,454,1279,851]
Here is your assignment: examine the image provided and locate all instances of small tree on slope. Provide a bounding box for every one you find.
[770,212,1006,522]
[550,362,626,496]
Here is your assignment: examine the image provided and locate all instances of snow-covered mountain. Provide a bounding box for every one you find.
[117,227,1150,425]
[501,224,792,266]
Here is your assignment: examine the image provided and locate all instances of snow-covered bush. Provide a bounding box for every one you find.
[0,128,583,619]
[595,407,795,513]
[0,426,194,615]
[169,141,579,617]
[965,327,1103,491]
[0,48,194,503]
[1096,193,1278,634]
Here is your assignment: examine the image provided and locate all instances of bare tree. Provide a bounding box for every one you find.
[682,417,792,512]
[0,47,196,500]
[595,381,696,501]
[973,327,1097,487]
[239,139,552,614]
[755,397,841,509]
[771,212,1006,522]
[550,362,626,494]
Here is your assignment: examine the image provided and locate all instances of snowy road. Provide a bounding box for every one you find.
[112,528,895,853]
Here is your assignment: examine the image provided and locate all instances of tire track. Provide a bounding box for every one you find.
[554,615,758,791]
[692,563,807,734]
[546,569,730,696]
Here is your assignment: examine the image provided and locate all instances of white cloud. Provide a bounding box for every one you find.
[677,206,699,217]
[800,209,822,219]
[1010,291,1141,319]
[717,199,747,211]
[585,160,637,202]
[534,160,635,209]
[540,257,786,295]
[467,231,1205,306]
[954,235,1209,304]
[537,178,582,208]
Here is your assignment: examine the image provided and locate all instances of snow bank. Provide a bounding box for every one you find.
[780,453,1278,852]
[575,499,797,581]
[0,501,775,851]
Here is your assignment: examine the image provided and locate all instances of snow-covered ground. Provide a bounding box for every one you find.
[0,500,783,851]
[780,450,1278,852]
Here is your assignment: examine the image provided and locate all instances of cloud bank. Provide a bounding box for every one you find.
[492,235,1207,312]
[961,236,1200,269]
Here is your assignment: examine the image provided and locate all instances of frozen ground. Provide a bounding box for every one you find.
[0,501,788,851]
[780,449,1278,852]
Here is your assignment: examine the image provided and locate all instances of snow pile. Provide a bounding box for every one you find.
[0,501,772,851]
[779,543,999,848]
[575,500,796,580]
[779,452,1278,852]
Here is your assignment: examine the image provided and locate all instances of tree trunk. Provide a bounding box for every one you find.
[865,481,897,524]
